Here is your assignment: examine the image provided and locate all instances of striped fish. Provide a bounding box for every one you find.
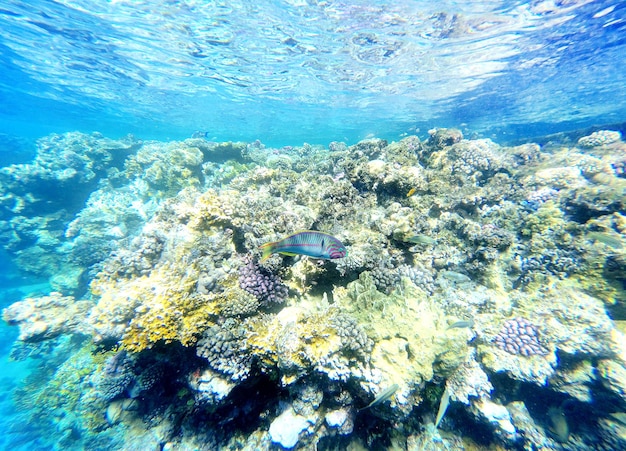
[260,230,347,261]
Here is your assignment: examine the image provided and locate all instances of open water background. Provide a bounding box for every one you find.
[1,0,626,146]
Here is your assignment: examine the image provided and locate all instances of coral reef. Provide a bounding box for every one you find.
[94,350,136,401]
[2,128,626,450]
[0,133,140,290]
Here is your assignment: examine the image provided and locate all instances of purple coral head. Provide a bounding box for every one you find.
[494,317,548,356]
[238,256,288,306]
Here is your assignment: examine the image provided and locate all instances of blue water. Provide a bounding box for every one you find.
[1,0,625,147]
[1,1,626,450]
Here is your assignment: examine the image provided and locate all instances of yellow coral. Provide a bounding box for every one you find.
[183,189,236,230]
[335,274,470,388]
[91,263,224,352]
[572,254,625,306]
[520,201,567,238]
[242,305,347,384]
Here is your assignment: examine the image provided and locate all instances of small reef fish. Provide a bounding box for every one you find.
[435,386,450,428]
[405,234,437,245]
[260,230,347,261]
[359,384,399,412]
[447,318,475,329]
[547,406,570,443]
[406,187,417,197]
[440,270,472,283]
[586,231,624,249]
[191,130,210,139]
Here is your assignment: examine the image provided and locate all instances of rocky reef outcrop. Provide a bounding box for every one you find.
[2,129,626,450]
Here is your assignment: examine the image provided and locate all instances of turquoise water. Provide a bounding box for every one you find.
[1,1,626,144]
[1,1,626,450]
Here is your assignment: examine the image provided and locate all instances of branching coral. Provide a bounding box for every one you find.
[238,257,289,307]
[196,320,253,381]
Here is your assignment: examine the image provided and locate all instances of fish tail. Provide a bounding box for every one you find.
[259,242,276,261]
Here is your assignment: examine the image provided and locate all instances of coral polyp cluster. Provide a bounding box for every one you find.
[238,257,289,307]
[494,317,547,356]
[2,129,626,449]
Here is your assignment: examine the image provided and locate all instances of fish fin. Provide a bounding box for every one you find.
[278,252,298,257]
[259,242,275,261]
